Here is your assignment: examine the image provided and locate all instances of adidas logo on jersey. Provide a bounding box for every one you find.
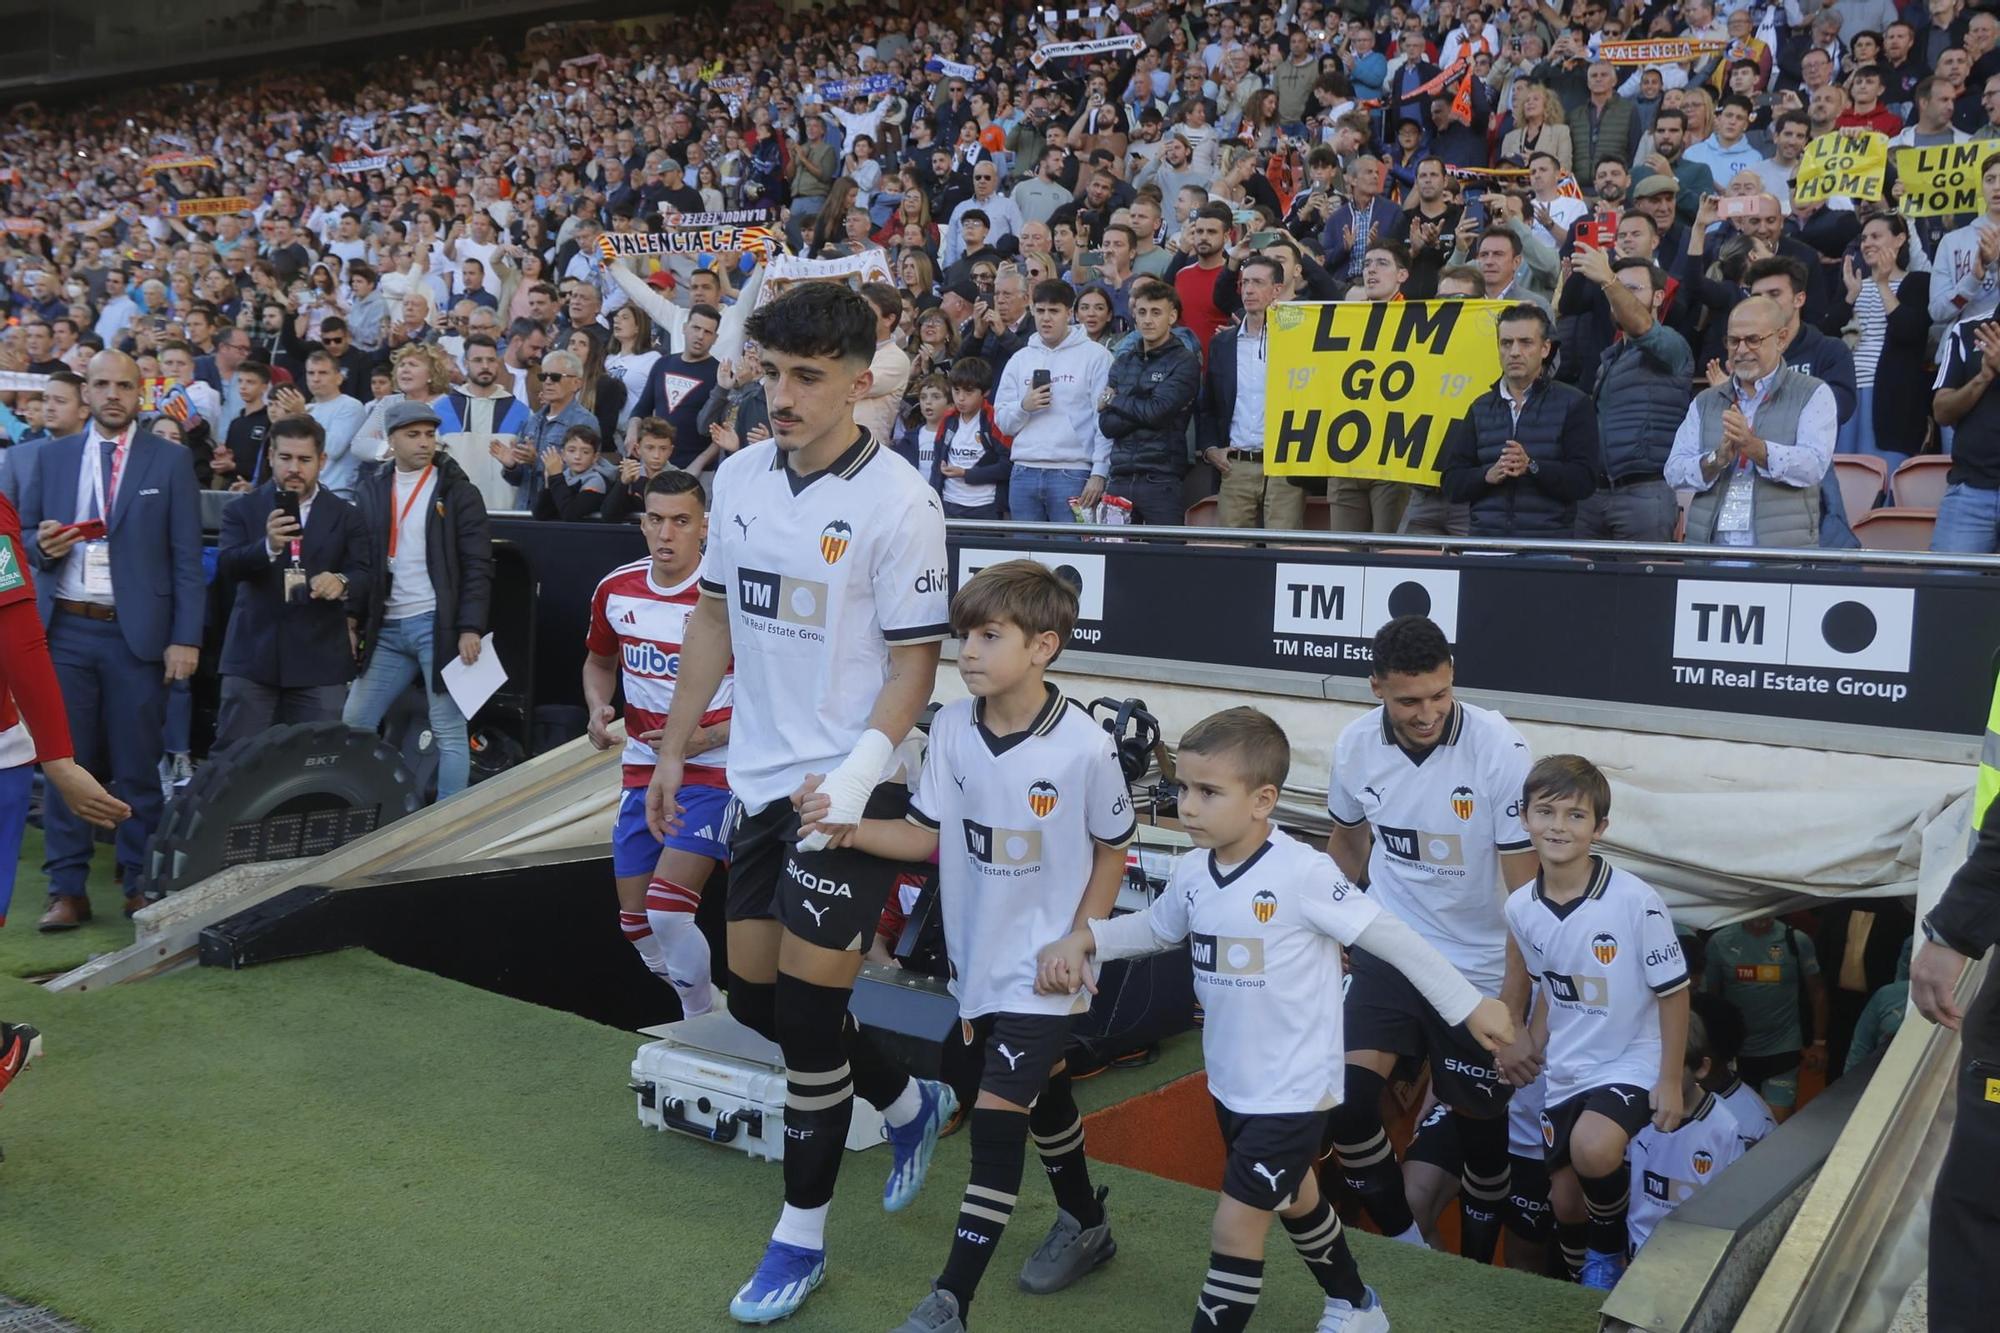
[786,862,853,897]
[617,609,638,627]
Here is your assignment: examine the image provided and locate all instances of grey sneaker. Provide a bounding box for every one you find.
[888,1287,964,1333]
[1018,1187,1115,1294]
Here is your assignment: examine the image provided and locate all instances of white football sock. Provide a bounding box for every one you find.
[645,883,715,1017]
[881,1079,924,1129]
[771,1203,829,1251]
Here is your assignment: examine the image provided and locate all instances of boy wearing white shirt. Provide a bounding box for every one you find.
[801,560,1131,1333]
[1505,755,1690,1291]
[1040,708,1514,1332]
[1626,1010,1745,1257]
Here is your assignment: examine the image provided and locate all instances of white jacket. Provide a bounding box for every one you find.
[993,324,1114,476]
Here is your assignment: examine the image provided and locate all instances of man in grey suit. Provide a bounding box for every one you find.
[17,351,205,928]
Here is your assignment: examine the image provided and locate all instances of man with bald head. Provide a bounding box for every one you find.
[17,350,205,927]
[1666,297,1836,549]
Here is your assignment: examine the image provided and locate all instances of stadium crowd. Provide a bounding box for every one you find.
[0,0,1998,548]
[0,0,1969,1322]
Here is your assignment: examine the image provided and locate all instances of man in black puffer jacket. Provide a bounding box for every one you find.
[1437,303,1599,538]
[1098,277,1202,524]
[342,399,493,801]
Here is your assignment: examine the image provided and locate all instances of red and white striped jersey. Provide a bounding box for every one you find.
[585,558,733,791]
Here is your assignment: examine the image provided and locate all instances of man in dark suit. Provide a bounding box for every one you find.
[18,350,204,928]
[213,416,371,750]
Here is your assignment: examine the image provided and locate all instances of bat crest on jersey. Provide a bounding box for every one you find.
[819,519,853,564]
[1251,889,1278,924]
[1692,1149,1714,1177]
[1541,1112,1556,1148]
[1450,785,1475,821]
[1592,932,1619,965]
[1027,779,1059,818]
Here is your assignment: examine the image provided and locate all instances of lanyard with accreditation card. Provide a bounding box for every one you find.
[388,465,434,563]
[77,440,114,598]
[283,535,306,601]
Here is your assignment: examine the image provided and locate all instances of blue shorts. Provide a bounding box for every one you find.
[612,784,736,878]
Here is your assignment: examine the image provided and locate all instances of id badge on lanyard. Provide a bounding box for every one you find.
[80,445,112,597]
[82,540,112,596]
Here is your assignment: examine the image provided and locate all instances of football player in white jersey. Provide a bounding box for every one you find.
[584,470,733,1019]
[1323,615,1540,1265]
[799,561,1131,1333]
[1627,1009,1745,1258]
[1039,708,1515,1332]
[1398,1073,1557,1276]
[1505,756,1690,1291]
[645,283,956,1325]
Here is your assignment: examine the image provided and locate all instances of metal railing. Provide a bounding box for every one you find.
[480,512,2000,571]
[943,516,2000,572]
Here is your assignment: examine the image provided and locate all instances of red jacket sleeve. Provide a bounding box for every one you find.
[0,493,73,763]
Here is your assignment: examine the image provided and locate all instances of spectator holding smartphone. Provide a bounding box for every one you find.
[994,281,1113,522]
[212,415,370,749]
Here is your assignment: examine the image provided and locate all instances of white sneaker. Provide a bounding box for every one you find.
[1316,1286,1389,1333]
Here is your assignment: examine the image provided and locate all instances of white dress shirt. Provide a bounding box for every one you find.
[1666,366,1836,545]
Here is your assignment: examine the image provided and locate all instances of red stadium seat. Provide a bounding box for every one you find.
[1890,456,1953,512]
[1184,495,1220,527]
[1833,455,1889,520]
[1851,507,1936,551]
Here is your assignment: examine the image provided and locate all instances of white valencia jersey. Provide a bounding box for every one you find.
[910,688,1136,1018]
[1717,1077,1778,1151]
[585,559,733,790]
[698,433,949,809]
[1094,834,1384,1115]
[1627,1091,1744,1255]
[1327,702,1534,994]
[1505,856,1690,1105]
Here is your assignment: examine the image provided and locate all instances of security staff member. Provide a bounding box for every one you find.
[1913,671,2000,1333]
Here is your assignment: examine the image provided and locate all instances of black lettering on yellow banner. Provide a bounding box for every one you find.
[1264,300,1505,483]
[1793,131,1888,206]
[1894,142,1984,218]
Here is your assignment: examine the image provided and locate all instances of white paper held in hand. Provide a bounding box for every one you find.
[441,633,507,719]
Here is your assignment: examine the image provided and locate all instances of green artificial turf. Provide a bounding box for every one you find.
[2,827,129,980]
[0,951,1604,1333]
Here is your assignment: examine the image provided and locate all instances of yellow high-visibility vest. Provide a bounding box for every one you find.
[1977,678,2000,837]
